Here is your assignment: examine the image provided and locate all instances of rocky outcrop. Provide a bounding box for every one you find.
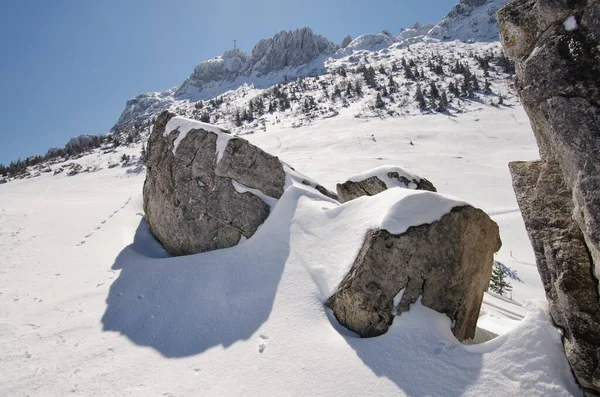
[510,161,600,395]
[327,204,501,341]
[144,112,284,256]
[143,111,336,256]
[248,28,336,76]
[340,35,352,48]
[176,28,336,96]
[336,167,436,203]
[499,1,600,394]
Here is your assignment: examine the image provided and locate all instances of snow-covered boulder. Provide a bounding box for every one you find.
[144,112,336,256]
[327,191,501,341]
[336,166,436,203]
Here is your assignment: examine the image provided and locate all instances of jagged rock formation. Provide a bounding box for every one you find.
[144,112,335,256]
[336,166,436,203]
[176,27,336,97]
[327,203,501,341]
[340,35,352,48]
[499,0,600,394]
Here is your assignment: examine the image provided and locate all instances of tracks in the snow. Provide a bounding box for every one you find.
[76,197,131,247]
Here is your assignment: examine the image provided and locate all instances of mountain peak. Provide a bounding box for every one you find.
[175,27,336,99]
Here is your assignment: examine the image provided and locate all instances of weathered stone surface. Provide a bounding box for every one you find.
[143,111,283,256]
[336,170,436,203]
[215,137,286,198]
[499,0,600,273]
[510,160,600,396]
[327,205,501,341]
[499,1,600,394]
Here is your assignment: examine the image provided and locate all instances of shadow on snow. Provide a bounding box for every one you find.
[101,212,292,358]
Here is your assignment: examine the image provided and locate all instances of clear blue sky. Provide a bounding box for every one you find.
[0,0,457,165]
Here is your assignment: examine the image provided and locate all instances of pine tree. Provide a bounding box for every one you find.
[438,90,448,112]
[404,64,415,80]
[374,93,385,108]
[484,79,492,93]
[200,112,210,123]
[354,81,363,96]
[415,85,427,110]
[345,82,354,97]
[388,74,397,94]
[429,82,440,99]
[489,262,513,296]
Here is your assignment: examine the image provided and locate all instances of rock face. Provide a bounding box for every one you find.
[499,1,600,394]
[336,167,436,203]
[143,111,286,256]
[327,205,501,341]
[340,35,352,48]
[510,161,600,395]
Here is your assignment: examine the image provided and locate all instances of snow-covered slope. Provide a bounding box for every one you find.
[427,0,509,42]
[0,107,582,396]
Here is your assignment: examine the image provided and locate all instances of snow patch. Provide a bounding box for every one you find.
[165,116,230,155]
[563,16,578,31]
[392,288,406,315]
[377,189,466,235]
[215,133,233,164]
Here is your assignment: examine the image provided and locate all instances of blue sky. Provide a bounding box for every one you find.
[0,0,457,164]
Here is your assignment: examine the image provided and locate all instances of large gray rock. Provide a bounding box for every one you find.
[510,160,600,395]
[143,111,284,256]
[327,205,501,341]
[499,0,600,270]
[499,1,600,394]
[336,167,436,203]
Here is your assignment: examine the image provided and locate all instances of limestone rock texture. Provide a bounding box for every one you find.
[143,111,285,256]
[327,205,501,341]
[498,0,600,394]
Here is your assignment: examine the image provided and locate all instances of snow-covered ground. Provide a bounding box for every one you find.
[0,106,582,396]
